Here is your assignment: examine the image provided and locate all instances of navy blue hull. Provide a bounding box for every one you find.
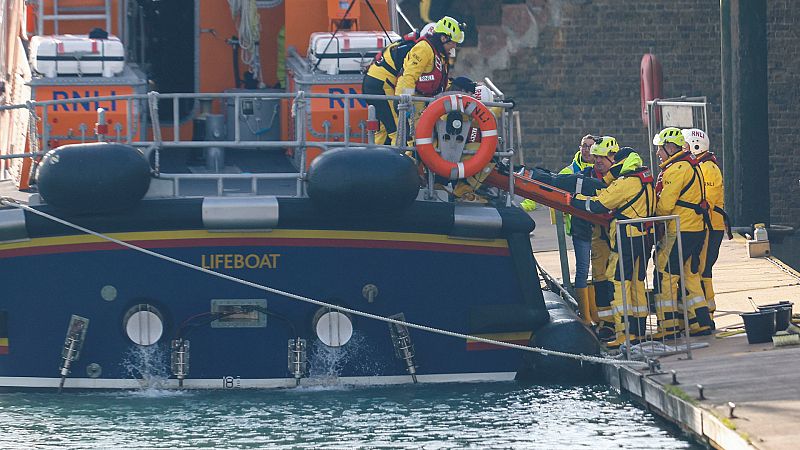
[0,198,559,388]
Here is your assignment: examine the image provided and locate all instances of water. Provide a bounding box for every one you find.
[0,383,699,449]
[772,233,800,271]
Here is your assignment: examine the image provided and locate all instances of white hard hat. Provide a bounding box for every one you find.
[420,22,436,37]
[681,128,709,155]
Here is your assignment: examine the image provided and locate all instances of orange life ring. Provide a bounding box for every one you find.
[415,94,498,180]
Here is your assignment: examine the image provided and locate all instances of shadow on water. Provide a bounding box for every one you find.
[0,381,702,449]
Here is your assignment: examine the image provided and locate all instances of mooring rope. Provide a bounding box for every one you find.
[0,199,647,368]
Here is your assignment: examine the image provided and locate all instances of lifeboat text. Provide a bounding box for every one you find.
[201,253,281,269]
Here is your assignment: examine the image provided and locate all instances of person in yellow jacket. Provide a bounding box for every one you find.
[394,16,464,144]
[653,127,714,338]
[683,128,730,326]
[362,23,436,145]
[572,144,656,348]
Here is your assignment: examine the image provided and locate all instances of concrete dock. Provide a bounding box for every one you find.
[532,206,800,450]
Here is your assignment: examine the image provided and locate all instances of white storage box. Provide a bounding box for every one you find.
[29,34,125,78]
[308,31,400,74]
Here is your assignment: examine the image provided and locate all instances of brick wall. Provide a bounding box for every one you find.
[766,1,800,226]
[481,0,798,227]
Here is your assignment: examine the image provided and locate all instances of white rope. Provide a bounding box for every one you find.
[0,199,647,368]
[227,0,263,86]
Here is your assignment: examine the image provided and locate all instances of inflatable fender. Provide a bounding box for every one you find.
[640,53,663,127]
[36,143,151,214]
[518,292,603,383]
[307,148,420,214]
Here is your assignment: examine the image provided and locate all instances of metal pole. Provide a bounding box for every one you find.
[615,222,631,361]
[554,210,572,293]
[673,217,692,360]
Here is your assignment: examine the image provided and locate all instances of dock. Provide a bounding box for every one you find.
[532,206,800,450]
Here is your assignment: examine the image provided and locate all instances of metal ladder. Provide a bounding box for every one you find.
[36,0,112,36]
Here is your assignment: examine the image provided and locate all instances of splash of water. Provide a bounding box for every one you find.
[306,332,386,386]
[121,344,171,392]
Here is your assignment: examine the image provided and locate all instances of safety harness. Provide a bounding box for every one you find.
[373,37,418,77]
[612,167,655,233]
[658,151,714,232]
[696,152,734,239]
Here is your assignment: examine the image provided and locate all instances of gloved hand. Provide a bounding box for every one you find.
[520,199,537,212]
[451,76,477,93]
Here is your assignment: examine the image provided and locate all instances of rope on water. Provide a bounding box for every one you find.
[0,198,648,368]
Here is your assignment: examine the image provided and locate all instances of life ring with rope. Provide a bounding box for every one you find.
[415,93,498,180]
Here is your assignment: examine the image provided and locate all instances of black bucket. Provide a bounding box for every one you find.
[758,301,794,331]
[741,310,776,344]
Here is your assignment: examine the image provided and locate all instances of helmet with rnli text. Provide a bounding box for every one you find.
[420,22,437,37]
[681,128,710,155]
[590,136,619,156]
[433,16,465,44]
[653,127,686,147]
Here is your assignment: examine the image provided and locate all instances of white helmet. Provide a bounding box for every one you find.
[474,84,494,103]
[681,128,709,155]
[420,22,436,38]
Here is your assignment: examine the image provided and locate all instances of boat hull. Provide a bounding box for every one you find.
[0,197,560,389]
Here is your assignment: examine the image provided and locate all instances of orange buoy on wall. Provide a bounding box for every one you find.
[640,53,663,127]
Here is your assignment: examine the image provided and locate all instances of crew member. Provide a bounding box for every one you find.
[652,127,714,338]
[572,142,656,348]
[683,128,730,326]
[394,16,465,144]
[362,23,435,145]
[558,135,597,324]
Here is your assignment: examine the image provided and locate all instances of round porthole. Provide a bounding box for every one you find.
[314,309,353,347]
[123,304,164,346]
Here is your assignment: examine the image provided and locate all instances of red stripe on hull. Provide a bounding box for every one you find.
[0,347,8,355]
[0,237,510,258]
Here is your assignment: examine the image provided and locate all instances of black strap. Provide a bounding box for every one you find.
[312,0,357,72]
[714,205,734,239]
[364,0,395,44]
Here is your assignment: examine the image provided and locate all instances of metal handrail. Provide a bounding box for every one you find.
[2,89,516,199]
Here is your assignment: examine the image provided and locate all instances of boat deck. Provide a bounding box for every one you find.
[533,205,800,449]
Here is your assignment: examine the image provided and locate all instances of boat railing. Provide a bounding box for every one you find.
[0,89,516,199]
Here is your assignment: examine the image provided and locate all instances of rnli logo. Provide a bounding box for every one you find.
[419,74,435,82]
[692,130,705,138]
[201,253,280,270]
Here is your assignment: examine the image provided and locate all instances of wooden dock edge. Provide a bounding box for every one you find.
[604,364,755,449]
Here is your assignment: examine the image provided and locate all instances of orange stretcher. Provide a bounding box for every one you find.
[484,169,612,227]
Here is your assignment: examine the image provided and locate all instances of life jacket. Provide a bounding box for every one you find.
[415,38,449,96]
[696,152,733,238]
[612,167,656,233]
[657,151,713,231]
[372,37,418,78]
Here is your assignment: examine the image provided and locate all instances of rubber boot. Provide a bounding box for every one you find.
[587,283,600,324]
[689,306,713,336]
[605,316,640,349]
[576,287,592,325]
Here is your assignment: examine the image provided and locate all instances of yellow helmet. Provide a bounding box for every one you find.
[652,127,686,147]
[433,16,465,44]
[590,136,619,156]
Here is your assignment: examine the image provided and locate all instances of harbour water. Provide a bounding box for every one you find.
[0,382,699,449]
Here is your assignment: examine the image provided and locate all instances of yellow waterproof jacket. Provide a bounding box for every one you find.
[395,39,448,96]
[696,152,725,232]
[655,151,707,233]
[574,153,655,244]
